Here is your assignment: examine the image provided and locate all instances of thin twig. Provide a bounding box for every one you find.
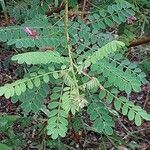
[82,0,87,19]
[123,127,150,142]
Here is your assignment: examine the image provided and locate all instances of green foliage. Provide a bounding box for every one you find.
[136,0,150,8]
[12,84,49,113]
[7,0,52,20]
[139,59,150,73]
[87,99,115,135]
[118,26,135,45]
[83,77,100,91]
[47,106,68,139]
[0,15,66,48]
[0,0,150,143]
[0,1,135,50]
[0,143,12,150]
[0,68,61,99]
[62,89,80,115]
[86,40,125,64]
[47,83,87,138]
[12,51,66,65]
[47,86,69,139]
[91,57,147,93]
[7,0,78,21]
[0,114,18,132]
[88,1,135,30]
[99,90,150,126]
[62,88,87,114]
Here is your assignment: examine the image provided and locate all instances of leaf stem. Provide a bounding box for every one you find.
[64,0,79,95]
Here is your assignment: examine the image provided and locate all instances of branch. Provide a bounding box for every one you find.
[81,0,87,18]
[128,36,150,48]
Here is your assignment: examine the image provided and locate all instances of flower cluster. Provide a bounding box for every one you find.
[24,27,38,38]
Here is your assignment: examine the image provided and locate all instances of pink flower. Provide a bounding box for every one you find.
[127,16,137,24]
[24,27,38,38]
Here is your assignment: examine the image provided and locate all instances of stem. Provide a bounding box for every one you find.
[82,0,87,18]
[10,69,68,87]
[64,0,79,94]
[73,64,104,90]
[64,0,72,66]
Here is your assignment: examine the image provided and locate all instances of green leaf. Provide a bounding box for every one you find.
[134,113,142,126]
[4,86,12,99]
[53,72,59,79]
[43,75,49,83]
[61,65,67,70]
[139,72,146,78]
[104,18,114,27]
[48,109,58,117]
[128,109,135,121]
[104,124,113,135]
[58,126,66,137]
[139,111,150,121]
[34,78,41,87]
[125,83,132,94]
[15,85,21,96]
[16,41,24,48]
[50,93,60,100]
[99,91,106,99]
[106,93,114,104]
[93,58,144,94]
[0,30,7,42]
[114,100,121,111]
[122,103,128,115]
[12,51,66,65]
[112,15,122,24]
[59,117,68,126]
[20,83,26,92]
[87,40,125,64]
[51,130,59,139]
[107,5,114,14]
[132,84,141,92]
[48,102,59,109]
[0,143,12,150]
[93,118,104,133]
[98,21,106,29]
